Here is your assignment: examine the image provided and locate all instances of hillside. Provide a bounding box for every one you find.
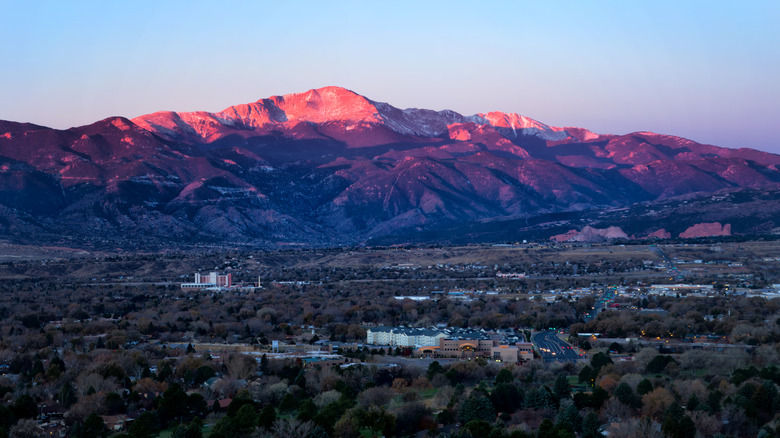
[0,86,778,249]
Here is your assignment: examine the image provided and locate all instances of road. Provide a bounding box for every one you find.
[583,286,616,322]
[651,244,685,280]
[532,331,585,363]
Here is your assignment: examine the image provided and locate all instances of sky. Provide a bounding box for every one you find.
[1,0,778,153]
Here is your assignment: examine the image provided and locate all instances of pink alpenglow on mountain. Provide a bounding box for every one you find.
[679,223,732,238]
[0,86,779,248]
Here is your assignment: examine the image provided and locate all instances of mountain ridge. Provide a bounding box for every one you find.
[0,86,778,249]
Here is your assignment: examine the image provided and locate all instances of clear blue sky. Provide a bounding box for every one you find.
[1,0,778,153]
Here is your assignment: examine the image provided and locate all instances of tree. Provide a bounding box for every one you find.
[294,370,307,389]
[258,404,276,430]
[641,387,674,421]
[9,419,41,438]
[332,413,361,438]
[705,390,722,413]
[661,402,695,438]
[100,392,123,415]
[356,407,395,437]
[193,365,215,385]
[278,394,297,413]
[157,384,188,424]
[464,419,492,436]
[234,404,258,435]
[591,352,613,373]
[556,402,582,434]
[59,381,78,408]
[72,413,107,438]
[127,411,160,438]
[646,355,676,374]
[579,365,595,386]
[491,383,522,414]
[685,394,700,411]
[395,401,433,437]
[495,368,513,384]
[581,412,602,438]
[171,418,202,438]
[260,354,269,375]
[208,416,236,438]
[12,394,38,419]
[637,378,653,396]
[296,398,318,422]
[535,386,554,409]
[614,382,640,408]
[590,386,609,410]
[459,393,496,424]
[554,373,571,399]
[427,361,444,380]
[537,419,555,438]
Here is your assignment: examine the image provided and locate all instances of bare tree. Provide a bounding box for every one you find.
[607,417,663,438]
[9,419,44,438]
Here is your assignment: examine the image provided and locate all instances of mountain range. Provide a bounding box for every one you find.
[1,86,779,249]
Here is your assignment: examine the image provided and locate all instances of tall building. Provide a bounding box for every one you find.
[181,272,232,289]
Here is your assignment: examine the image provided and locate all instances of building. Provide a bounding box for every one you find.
[367,326,534,363]
[420,338,534,363]
[181,272,232,289]
[437,337,496,358]
[491,344,534,363]
[365,326,449,347]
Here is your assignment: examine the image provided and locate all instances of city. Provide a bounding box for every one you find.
[0,240,778,436]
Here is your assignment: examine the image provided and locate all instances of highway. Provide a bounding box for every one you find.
[532,330,585,363]
[583,286,616,322]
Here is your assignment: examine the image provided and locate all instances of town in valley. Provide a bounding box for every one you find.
[1,239,779,437]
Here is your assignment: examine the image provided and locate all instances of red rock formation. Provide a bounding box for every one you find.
[679,223,731,238]
[646,229,672,239]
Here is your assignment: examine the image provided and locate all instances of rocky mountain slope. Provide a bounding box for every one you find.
[0,86,778,249]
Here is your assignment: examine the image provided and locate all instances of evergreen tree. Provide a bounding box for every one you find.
[258,404,276,430]
[427,361,444,380]
[579,365,594,386]
[590,352,612,373]
[535,386,554,409]
[686,394,700,411]
[171,418,203,438]
[59,381,78,408]
[278,393,297,413]
[661,402,696,438]
[297,398,318,422]
[554,373,571,399]
[636,378,653,395]
[75,413,107,438]
[459,393,496,424]
[495,368,514,384]
[581,412,602,438]
[260,354,269,375]
[12,394,38,419]
[556,402,583,433]
[614,382,640,408]
[491,383,522,413]
[127,412,160,438]
[234,404,258,435]
[592,386,609,409]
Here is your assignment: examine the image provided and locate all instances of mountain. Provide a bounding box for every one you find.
[0,86,779,249]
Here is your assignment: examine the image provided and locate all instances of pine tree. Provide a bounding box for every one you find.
[581,412,601,438]
[554,373,571,399]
